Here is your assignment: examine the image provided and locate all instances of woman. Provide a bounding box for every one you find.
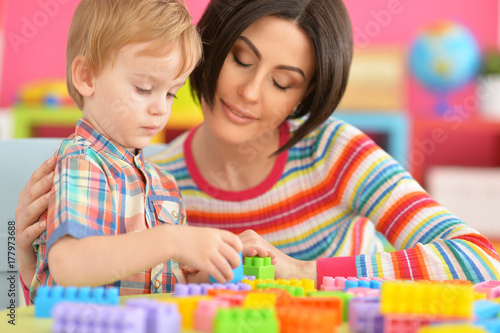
[16,0,500,292]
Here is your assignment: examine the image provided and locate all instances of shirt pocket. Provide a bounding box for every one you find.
[148,195,181,225]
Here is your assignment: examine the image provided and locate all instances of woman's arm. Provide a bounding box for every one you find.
[318,125,500,284]
[15,156,55,292]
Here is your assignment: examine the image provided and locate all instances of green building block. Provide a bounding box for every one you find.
[306,290,354,322]
[256,283,304,296]
[214,308,278,333]
[243,256,275,280]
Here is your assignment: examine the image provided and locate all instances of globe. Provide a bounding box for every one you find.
[409,22,481,94]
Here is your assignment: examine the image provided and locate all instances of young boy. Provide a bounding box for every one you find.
[29,0,242,304]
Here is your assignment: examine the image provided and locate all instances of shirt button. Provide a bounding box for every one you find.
[154,280,161,289]
[172,211,178,218]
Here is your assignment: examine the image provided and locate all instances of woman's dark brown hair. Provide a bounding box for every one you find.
[191,0,353,154]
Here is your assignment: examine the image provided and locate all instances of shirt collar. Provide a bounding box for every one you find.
[75,119,144,166]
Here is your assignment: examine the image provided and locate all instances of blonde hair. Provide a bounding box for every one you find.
[66,0,202,109]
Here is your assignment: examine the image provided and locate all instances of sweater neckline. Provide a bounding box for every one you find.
[183,122,289,201]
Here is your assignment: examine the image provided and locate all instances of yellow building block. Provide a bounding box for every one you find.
[243,292,277,308]
[158,295,211,329]
[381,281,474,318]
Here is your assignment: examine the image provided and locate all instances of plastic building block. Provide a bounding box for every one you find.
[475,280,500,300]
[475,318,500,333]
[256,283,304,296]
[242,278,315,293]
[193,299,231,332]
[383,313,433,333]
[348,296,383,333]
[126,298,181,333]
[243,292,277,308]
[34,286,119,318]
[214,308,278,333]
[159,295,211,329]
[306,291,355,322]
[243,256,275,280]
[210,252,244,283]
[474,299,500,320]
[321,276,385,292]
[51,302,147,333]
[345,287,380,297]
[418,324,488,333]
[288,297,343,325]
[380,281,474,318]
[277,305,338,333]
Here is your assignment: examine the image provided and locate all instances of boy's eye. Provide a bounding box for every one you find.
[136,87,151,94]
[167,92,178,99]
[233,53,251,67]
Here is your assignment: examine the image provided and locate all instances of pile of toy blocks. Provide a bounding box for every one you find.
[33,256,500,333]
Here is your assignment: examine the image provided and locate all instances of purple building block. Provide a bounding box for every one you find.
[349,297,384,333]
[126,298,181,333]
[52,302,147,333]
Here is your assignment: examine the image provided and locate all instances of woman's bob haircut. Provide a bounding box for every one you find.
[191,0,353,154]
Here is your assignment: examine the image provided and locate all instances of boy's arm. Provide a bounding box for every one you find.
[49,224,243,286]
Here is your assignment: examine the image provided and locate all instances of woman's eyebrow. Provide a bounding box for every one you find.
[237,35,306,80]
[238,36,261,59]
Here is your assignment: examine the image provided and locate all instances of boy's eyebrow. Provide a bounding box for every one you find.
[133,73,160,83]
[237,36,306,80]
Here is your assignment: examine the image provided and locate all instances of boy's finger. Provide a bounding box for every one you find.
[212,255,234,283]
[221,243,241,269]
[222,232,243,252]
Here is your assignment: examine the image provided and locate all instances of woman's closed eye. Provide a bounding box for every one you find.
[233,53,251,68]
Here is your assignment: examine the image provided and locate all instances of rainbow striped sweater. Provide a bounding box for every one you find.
[151,117,500,285]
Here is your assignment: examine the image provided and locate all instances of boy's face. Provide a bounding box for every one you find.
[83,42,191,152]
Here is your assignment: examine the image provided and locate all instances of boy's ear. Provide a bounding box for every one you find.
[71,55,95,97]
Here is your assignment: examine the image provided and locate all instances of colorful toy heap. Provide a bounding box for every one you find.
[34,256,500,333]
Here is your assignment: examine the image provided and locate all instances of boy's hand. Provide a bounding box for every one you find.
[170,226,242,284]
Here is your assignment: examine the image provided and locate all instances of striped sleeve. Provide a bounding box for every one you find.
[317,127,500,284]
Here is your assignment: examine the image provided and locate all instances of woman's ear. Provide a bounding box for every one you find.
[71,55,95,97]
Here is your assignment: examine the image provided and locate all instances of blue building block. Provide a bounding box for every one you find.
[475,300,500,320]
[476,318,500,333]
[209,252,244,284]
[34,286,119,318]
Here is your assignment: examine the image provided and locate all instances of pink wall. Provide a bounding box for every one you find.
[1,0,498,115]
[0,0,208,107]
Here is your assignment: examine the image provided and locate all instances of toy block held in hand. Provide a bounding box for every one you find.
[243,256,275,280]
[34,286,119,318]
[209,252,244,284]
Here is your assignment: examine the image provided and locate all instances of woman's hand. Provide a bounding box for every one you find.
[15,156,55,285]
[238,229,317,283]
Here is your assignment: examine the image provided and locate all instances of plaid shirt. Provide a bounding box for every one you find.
[30,119,186,304]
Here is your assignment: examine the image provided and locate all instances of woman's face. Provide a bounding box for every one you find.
[202,16,315,148]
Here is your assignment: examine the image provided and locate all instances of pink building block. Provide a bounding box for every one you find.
[346,287,380,297]
[193,300,230,332]
[474,281,500,300]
